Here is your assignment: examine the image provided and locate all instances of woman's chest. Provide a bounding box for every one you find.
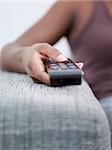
[69,17,112,63]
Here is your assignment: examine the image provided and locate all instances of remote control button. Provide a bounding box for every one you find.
[50,66,59,70]
[68,65,77,69]
[58,63,68,69]
[50,64,57,66]
[67,63,74,66]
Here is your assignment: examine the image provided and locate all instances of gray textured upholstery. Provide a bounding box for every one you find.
[0,70,111,150]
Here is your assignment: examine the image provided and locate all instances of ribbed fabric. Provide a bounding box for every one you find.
[100,97,112,147]
[0,70,111,150]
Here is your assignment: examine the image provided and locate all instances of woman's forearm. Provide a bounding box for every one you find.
[1,43,26,73]
[1,1,74,83]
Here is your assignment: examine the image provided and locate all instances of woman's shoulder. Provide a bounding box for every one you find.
[55,1,93,16]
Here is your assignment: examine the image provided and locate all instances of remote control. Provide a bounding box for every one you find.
[45,58,82,87]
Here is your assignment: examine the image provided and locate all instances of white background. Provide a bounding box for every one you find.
[0,0,73,57]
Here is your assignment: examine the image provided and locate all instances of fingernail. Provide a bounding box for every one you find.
[79,62,84,68]
[75,62,84,69]
[56,54,67,62]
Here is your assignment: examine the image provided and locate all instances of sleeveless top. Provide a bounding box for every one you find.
[70,2,112,99]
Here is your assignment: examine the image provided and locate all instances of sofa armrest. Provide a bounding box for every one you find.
[0,70,111,150]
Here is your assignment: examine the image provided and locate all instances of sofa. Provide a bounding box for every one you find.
[0,70,111,150]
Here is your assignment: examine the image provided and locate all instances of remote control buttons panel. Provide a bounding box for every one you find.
[47,60,78,71]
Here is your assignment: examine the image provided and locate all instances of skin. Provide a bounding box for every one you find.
[1,1,112,85]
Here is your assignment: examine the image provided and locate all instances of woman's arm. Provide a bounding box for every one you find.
[16,1,74,46]
[1,1,76,84]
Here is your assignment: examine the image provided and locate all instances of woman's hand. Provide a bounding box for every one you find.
[21,43,67,85]
[2,42,84,85]
[21,43,84,85]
